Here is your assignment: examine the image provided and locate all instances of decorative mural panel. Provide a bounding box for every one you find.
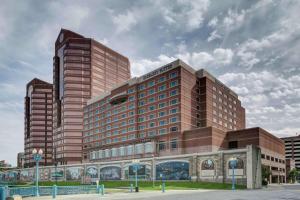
[85,166,99,183]
[228,158,244,169]
[20,170,31,182]
[201,159,215,170]
[156,161,190,180]
[100,166,121,180]
[50,167,64,181]
[124,164,151,179]
[200,159,216,177]
[66,167,84,181]
[39,168,50,181]
[228,157,245,176]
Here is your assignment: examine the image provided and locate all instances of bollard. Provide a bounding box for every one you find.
[52,185,57,199]
[0,187,7,200]
[96,184,100,194]
[96,180,99,194]
[162,182,165,193]
[101,184,104,195]
[130,184,133,193]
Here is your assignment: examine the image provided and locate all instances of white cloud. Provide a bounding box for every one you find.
[207,30,221,42]
[35,2,90,54]
[159,0,210,31]
[112,11,137,33]
[132,48,234,76]
[223,9,246,31]
[213,48,233,65]
[208,16,218,27]
[219,71,300,137]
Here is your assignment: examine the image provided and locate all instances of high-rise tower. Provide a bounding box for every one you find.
[53,29,131,164]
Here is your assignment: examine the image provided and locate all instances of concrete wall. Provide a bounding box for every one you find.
[0,145,261,189]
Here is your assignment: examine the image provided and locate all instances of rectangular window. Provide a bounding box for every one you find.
[148,88,155,95]
[148,80,155,87]
[138,109,145,114]
[148,130,156,137]
[148,97,155,103]
[159,111,166,117]
[128,88,135,94]
[129,96,135,101]
[228,141,238,149]
[170,89,178,96]
[138,100,145,106]
[149,105,156,111]
[158,76,166,83]
[138,117,145,122]
[159,128,167,135]
[170,98,178,105]
[158,84,166,91]
[149,122,155,128]
[170,126,178,132]
[169,72,178,79]
[159,120,166,126]
[170,108,178,114]
[149,114,156,120]
[171,139,178,149]
[170,117,177,123]
[158,93,166,100]
[138,84,145,91]
[158,102,166,108]
[159,141,166,151]
[170,80,178,87]
[138,93,145,98]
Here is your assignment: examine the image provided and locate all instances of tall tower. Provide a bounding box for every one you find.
[24,78,53,167]
[53,29,131,165]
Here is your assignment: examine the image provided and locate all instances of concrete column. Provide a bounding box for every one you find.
[121,162,125,180]
[191,156,197,181]
[219,152,225,183]
[152,157,156,181]
[246,145,262,189]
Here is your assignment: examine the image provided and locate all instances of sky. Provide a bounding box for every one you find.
[0,0,299,166]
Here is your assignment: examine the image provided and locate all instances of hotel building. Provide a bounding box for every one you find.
[24,78,53,167]
[82,59,245,162]
[52,29,131,165]
[281,135,300,169]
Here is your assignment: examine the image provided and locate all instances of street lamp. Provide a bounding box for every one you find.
[32,148,43,196]
[132,159,140,192]
[229,157,237,191]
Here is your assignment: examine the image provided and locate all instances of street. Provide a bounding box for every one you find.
[25,184,300,200]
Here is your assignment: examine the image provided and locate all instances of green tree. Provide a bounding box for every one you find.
[262,165,271,185]
[288,169,299,183]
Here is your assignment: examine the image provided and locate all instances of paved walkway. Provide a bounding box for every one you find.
[24,185,300,200]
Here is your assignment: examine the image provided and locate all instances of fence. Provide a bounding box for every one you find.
[0,185,104,200]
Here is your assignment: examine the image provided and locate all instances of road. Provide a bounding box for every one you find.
[25,184,300,200]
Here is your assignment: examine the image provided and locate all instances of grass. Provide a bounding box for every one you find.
[29,180,246,190]
[102,181,246,190]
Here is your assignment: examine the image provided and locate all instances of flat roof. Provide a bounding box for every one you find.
[87,59,240,105]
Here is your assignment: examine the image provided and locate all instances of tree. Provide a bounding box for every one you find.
[288,169,299,183]
[262,165,271,185]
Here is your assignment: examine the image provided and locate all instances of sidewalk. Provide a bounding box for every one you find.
[24,190,211,200]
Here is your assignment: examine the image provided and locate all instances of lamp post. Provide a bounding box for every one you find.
[229,157,237,191]
[32,148,43,196]
[132,159,140,192]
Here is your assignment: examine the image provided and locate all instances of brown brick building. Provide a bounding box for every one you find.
[24,78,53,167]
[183,127,286,183]
[52,29,131,165]
[83,59,245,162]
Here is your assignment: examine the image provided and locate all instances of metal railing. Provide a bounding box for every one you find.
[0,185,105,200]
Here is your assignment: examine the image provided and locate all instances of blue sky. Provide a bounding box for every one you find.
[0,0,300,165]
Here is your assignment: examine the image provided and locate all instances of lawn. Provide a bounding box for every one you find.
[35,180,246,190]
